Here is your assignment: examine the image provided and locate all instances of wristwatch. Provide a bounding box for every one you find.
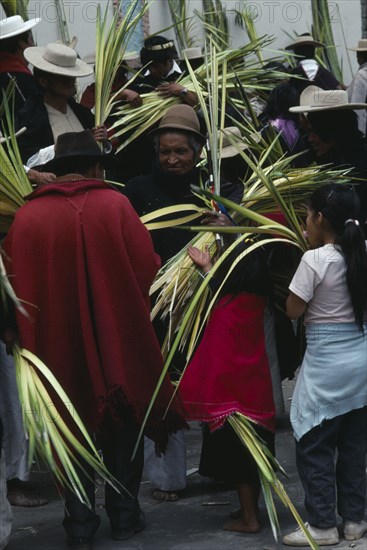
[180,87,188,97]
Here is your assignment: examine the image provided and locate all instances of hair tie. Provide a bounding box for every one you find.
[344,219,360,227]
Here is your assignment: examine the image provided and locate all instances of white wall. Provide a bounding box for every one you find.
[148,0,362,84]
[1,0,362,85]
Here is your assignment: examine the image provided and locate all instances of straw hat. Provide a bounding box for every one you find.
[43,129,116,172]
[24,42,93,77]
[0,15,40,40]
[180,47,203,61]
[348,39,367,52]
[149,105,206,142]
[220,127,249,158]
[285,34,324,50]
[289,85,367,113]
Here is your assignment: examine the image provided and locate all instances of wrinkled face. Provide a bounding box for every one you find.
[308,130,335,158]
[42,74,76,98]
[305,207,323,248]
[149,59,172,80]
[158,132,196,176]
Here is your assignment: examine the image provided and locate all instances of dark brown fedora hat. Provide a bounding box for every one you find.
[44,129,116,172]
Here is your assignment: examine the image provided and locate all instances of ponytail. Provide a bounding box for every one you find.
[309,184,367,330]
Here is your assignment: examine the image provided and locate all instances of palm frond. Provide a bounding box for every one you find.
[14,347,123,507]
[167,0,197,50]
[0,0,29,18]
[94,0,150,126]
[0,90,32,232]
[311,0,343,83]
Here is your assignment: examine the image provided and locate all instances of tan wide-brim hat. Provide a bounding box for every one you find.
[149,104,206,142]
[0,15,40,40]
[289,85,367,113]
[348,39,367,52]
[24,42,93,77]
[180,47,203,61]
[221,126,249,158]
[285,34,324,50]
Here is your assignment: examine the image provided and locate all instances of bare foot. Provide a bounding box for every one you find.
[223,518,260,533]
[229,509,241,519]
[229,505,260,520]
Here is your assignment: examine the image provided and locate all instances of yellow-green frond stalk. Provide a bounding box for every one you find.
[0,0,29,18]
[13,347,122,507]
[0,91,32,232]
[229,414,320,549]
[167,0,197,50]
[94,0,150,126]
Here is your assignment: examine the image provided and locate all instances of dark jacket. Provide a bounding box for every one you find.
[123,161,242,263]
[290,64,340,93]
[16,94,95,163]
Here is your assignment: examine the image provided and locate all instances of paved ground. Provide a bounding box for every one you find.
[7,379,367,550]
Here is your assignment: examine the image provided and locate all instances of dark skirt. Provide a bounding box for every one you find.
[199,421,275,485]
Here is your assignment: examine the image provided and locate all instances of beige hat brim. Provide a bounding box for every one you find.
[0,18,40,40]
[348,47,367,52]
[221,143,249,158]
[24,47,93,77]
[290,103,367,113]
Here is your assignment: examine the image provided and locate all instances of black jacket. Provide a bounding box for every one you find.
[16,94,95,163]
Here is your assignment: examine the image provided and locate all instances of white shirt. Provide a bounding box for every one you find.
[299,59,319,81]
[45,103,84,142]
[289,244,356,324]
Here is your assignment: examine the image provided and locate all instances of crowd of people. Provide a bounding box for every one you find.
[1,12,367,550]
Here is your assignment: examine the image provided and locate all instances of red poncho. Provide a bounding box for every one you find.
[179,293,275,432]
[3,179,186,440]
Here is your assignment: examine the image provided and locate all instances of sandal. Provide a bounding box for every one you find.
[152,489,179,502]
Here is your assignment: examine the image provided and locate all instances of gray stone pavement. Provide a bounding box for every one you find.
[7,380,367,550]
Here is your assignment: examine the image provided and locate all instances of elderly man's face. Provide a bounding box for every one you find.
[158,132,197,175]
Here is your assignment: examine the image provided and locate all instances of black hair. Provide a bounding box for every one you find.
[140,35,178,66]
[0,31,30,53]
[263,82,300,120]
[309,183,367,329]
[308,110,362,149]
[358,52,367,64]
[215,241,272,299]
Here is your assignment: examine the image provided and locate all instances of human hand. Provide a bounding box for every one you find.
[117,88,142,107]
[156,82,184,98]
[92,124,109,143]
[188,245,212,272]
[27,169,56,187]
[3,328,18,355]
[201,210,231,227]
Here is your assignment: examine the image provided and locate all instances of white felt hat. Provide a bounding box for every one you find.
[0,15,40,40]
[24,42,93,77]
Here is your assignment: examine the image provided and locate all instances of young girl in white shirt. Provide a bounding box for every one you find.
[283,184,367,547]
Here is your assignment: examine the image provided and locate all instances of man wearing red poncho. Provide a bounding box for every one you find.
[2,129,186,550]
